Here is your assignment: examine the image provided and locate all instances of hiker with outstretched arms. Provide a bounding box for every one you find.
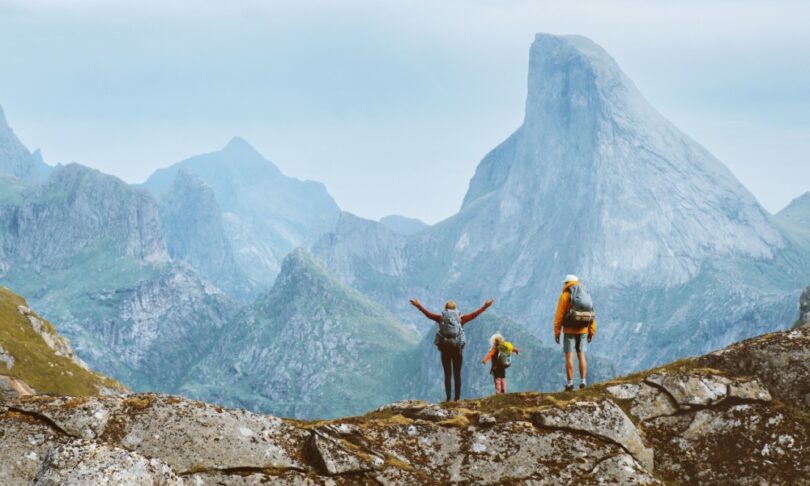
[410,298,493,401]
[554,275,596,391]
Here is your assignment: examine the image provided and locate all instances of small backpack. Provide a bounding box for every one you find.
[496,341,513,368]
[564,284,596,328]
[435,309,465,348]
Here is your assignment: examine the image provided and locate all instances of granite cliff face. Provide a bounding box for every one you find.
[0,164,167,272]
[313,34,809,373]
[0,163,238,393]
[2,321,807,485]
[158,169,252,299]
[144,137,341,299]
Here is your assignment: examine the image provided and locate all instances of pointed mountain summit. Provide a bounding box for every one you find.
[313,34,805,372]
[181,248,420,419]
[143,138,340,297]
[0,105,51,182]
[460,34,781,289]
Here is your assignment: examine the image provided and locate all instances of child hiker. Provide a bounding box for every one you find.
[481,333,519,394]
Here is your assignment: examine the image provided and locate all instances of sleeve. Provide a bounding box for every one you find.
[415,303,441,323]
[461,302,491,325]
[482,348,496,363]
[588,317,596,337]
[554,290,570,338]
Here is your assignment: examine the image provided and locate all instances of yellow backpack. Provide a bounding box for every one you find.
[496,341,513,368]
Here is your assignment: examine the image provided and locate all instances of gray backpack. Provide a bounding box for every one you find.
[435,309,465,348]
[565,284,596,328]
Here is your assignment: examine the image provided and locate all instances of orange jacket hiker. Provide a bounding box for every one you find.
[553,279,597,339]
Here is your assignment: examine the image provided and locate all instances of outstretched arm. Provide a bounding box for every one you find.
[481,347,496,364]
[461,300,493,325]
[409,299,441,323]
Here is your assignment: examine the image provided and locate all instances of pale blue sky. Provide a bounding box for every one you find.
[1,0,808,223]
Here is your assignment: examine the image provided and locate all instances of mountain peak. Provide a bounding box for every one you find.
[222,136,260,156]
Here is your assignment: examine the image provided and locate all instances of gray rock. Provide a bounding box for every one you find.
[11,396,119,439]
[413,405,460,422]
[697,325,810,408]
[534,400,654,472]
[629,383,678,421]
[478,414,497,425]
[0,375,35,399]
[646,373,729,409]
[607,383,641,400]
[591,453,662,485]
[0,406,67,484]
[801,286,810,326]
[33,439,182,485]
[114,395,309,474]
[308,430,379,475]
[728,378,772,402]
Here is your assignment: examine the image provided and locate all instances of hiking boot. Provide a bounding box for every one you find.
[564,384,575,392]
[579,383,586,389]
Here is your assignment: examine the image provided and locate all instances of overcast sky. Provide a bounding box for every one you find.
[1,0,808,223]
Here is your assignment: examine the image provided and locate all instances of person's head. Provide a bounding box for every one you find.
[564,274,579,284]
[490,332,504,348]
[445,300,457,310]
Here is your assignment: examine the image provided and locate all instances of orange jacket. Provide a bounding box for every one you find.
[482,345,520,364]
[554,280,596,338]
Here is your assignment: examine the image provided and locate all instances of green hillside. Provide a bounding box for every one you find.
[181,249,421,419]
[0,285,126,396]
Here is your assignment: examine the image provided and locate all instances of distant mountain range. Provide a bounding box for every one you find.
[143,137,341,301]
[0,33,807,419]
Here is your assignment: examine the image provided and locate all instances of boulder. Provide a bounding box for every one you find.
[33,439,182,485]
[645,373,729,409]
[629,383,678,421]
[532,400,654,472]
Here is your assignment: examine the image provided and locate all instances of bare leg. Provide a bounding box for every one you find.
[565,352,574,382]
[578,352,587,382]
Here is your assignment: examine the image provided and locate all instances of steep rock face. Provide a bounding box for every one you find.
[312,34,807,372]
[181,249,420,419]
[0,164,167,272]
[0,162,238,393]
[801,286,810,326]
[158,169,253,300]
[0,105,51,183]
[2,324,808,485]
[0,286,127,397]
[144,137,341,295]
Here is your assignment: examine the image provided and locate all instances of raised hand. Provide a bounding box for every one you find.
[484,299,494,307]
[409,298,421,307]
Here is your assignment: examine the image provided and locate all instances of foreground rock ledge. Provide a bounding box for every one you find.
[2,326,809,485]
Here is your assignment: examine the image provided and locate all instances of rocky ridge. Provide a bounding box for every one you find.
[2,321,807,485]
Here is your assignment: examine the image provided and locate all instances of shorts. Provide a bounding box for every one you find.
[563,334,588,354]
